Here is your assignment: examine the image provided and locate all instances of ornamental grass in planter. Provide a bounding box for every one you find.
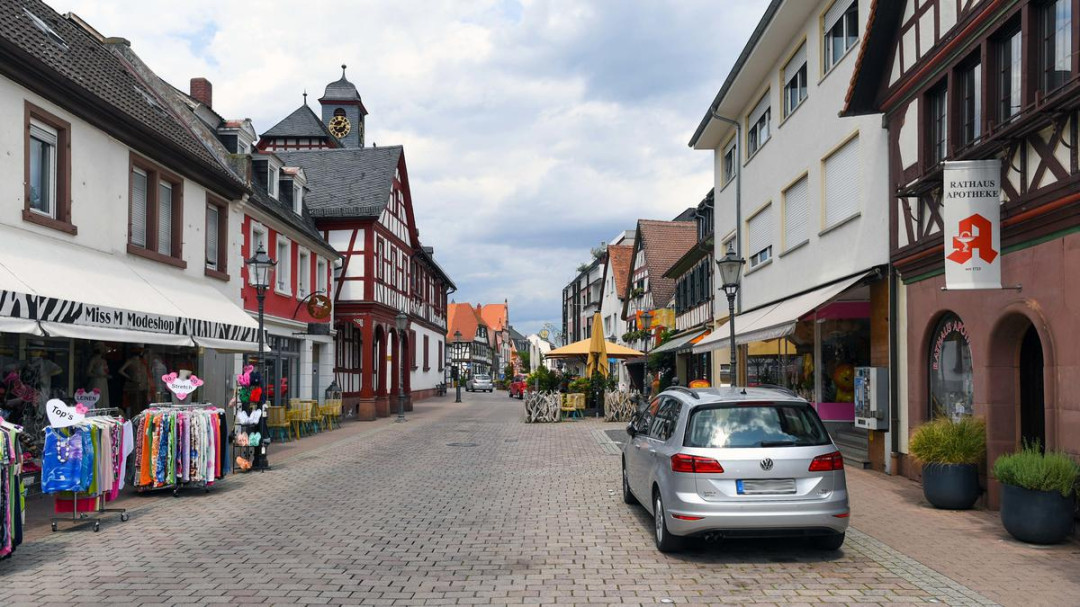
[993,443,1080,545]
[908,416,986,509]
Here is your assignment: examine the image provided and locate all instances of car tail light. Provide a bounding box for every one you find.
[671,454,724,474]
[808,451,844,472]
[672,514,704,521]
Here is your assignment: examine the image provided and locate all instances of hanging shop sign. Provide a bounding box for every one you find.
[46,398,87,428]
[307,294,332,319]
[162,372,204,400]
[943,160,1002,290]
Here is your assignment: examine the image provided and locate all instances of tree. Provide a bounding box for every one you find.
[518,351,531,371]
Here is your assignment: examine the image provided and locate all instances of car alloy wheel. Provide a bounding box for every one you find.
[653,493,683,553]
[622,462,636,505]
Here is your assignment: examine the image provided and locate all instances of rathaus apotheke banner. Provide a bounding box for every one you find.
[943,160,1002,290]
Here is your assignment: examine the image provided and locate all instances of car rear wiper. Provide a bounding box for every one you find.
[758,440,797,447]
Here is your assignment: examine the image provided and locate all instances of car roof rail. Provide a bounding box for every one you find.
[751,384,801,398]
[664,386,699,400]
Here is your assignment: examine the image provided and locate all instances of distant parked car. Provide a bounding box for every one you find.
[466,374,493,392]
[622,386,849,553]
[509,375,528,399]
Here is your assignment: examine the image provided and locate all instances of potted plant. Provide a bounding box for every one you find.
[993,443,1079,544]
[908,416,986,509]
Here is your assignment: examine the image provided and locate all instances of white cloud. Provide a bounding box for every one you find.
[55,0,768,335]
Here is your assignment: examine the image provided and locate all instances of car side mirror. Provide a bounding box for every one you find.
[626,423,637,438]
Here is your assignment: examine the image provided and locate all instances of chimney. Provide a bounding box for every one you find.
[190,77,212,108]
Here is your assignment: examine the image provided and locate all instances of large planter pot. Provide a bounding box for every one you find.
[922,463,980,510]
[1000,483,1076,545]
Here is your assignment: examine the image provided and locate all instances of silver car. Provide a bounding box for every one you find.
[466,374,493,392]
[621,386,849,552]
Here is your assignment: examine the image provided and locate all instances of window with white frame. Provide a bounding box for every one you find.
[824,0,858,73]
[747,93,771,157]
[205,197,227,276]
[783,44,808,117]
[783,175,810,249]
[129,155,183,262]
[268,165,278,199]
[293,184,303,214]
[823,135,861,228]
[747,204,773,268]
[297,248,310,298]
[722,138,737,186]
[316,258,328,295]
[28,120,58,218]
[275,236,291,294]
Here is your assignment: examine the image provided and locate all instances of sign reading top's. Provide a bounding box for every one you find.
[943,160,1002,290]
[0,290,259,342]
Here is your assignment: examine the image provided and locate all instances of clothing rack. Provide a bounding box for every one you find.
[131,404,228,497]
[49,408,129,533]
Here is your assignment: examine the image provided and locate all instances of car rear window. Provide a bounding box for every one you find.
[476,375,491,380]
[684,402,831,448]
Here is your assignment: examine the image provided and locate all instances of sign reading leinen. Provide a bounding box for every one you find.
[943,160,1002,290]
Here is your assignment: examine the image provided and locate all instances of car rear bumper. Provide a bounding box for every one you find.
[664,493,850,537]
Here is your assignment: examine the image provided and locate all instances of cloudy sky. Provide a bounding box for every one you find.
[60,0,768,338]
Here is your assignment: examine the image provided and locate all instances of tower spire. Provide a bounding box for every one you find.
[302,89,307,104]
[341,63,347,79]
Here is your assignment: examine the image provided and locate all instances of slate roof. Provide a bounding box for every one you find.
[0,0,243,193]
[247,176,337,259]
[322,74,362,102]
[638,220,698,309]
[275,146,402,218]
[261,104,341,142]
[606,244,634,299]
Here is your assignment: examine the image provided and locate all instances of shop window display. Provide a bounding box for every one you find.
[928,313,973,420]
[818,318,870,404]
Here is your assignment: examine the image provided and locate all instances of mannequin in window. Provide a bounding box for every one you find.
[148,350,168,401]
[119,348,149,414]
[86,342,111,406]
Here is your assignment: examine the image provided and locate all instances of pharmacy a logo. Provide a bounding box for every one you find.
[947,213,997,265]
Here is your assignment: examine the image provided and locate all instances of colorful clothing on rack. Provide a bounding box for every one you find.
[1,420,25,558]
[130,407,227,491]
[45,416,127,515]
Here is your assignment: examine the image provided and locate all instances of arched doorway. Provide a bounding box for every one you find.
[1019,324,1045,449]
[373,326,386,396]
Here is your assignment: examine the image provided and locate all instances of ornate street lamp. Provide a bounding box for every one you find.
[453,330,463,403]
[244,244,275,471]
[716,242,745,388]
[395,312,408,422]
[640,311,653,399]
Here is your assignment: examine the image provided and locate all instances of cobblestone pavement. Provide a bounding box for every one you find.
[0,392,1008,606]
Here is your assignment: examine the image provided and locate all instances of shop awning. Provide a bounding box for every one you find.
[0,316,43,337]
[193,337,273,353]
[40,322,195,347]
[0,223,259,345]
[649,329,707,356]
[694,271,872,353]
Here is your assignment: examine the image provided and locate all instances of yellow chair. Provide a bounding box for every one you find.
[289,401,310,438]
[320,399,341,429]
[560,394,578,420]
[266,405,293,442]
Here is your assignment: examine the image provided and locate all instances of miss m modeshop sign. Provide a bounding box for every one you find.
[0,289,259,342]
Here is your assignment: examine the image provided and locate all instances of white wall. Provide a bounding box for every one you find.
[411,324,445,391]
[710,0,889,312]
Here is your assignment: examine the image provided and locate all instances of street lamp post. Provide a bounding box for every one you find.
[453,330,463,403]
[395,312,408,422]
[716,243,745,388]
[640,311,653,399]
[244,244,276,471]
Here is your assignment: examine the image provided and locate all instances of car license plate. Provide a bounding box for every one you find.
[737,479,796,495]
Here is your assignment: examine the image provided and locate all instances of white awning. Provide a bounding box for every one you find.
[40,322,195,347]
[0,317,42,336]
[694,272,872,353]
[0,222,258,345]
[650,329,707,356]
[193,337,272,353]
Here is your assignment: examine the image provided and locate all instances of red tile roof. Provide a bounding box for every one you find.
[447,302,488,343]
[480,303,508,332]
[638,220,698,308]
[606,244,634,299]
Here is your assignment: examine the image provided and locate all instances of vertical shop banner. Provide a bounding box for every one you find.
[943,160,1002,290]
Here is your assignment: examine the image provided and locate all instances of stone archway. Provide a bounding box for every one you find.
[984,307,1055,507]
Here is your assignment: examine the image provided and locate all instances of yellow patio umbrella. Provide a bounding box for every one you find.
[546,338,643,359]
[585,313,609,377]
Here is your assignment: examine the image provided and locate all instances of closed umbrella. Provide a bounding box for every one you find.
[585,313,609,377]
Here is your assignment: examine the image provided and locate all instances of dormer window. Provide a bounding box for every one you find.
[268,165,278,198]
[294,184,303,214]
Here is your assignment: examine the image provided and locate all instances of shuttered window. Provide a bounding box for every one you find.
[747,204,773,268]
[205,204,219,269]
[783,175,809,248]
[131,168,148,247]
[157,182,173,255]
[823,135,860,228]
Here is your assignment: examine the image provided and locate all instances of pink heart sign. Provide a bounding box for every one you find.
[162,373,205,400]
[74,388,101,408]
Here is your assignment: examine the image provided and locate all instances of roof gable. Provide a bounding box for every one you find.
[275,146,403,218]
[260,104,341,143]
[606,244,634,299]
[480,303,508,332]
[638,219,698,308]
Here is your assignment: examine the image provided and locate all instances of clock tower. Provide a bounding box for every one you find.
[319,65,368,149]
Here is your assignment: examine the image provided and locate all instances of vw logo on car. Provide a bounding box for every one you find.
[760,458,774,471]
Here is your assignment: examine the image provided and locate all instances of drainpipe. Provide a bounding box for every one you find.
[709,111,742,314]
[889,264,900,474]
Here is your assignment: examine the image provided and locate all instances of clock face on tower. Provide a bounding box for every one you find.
[328,115,351,138]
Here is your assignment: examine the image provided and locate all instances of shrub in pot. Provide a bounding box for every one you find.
[992,443,1080,545]
[908,416,986,509]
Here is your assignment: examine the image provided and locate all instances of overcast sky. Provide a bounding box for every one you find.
[60,0,768,338]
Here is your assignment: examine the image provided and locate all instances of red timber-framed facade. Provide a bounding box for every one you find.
[260,68,454,420]
[846,0,1080,506]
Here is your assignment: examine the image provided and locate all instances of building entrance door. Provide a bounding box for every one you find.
[1019,324,1045,449]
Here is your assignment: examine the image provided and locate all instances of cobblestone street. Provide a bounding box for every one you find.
[0,392,1069,606]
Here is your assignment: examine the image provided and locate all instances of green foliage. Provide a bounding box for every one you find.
[908,416,986,465]
[567,377,591,394]
[622,329,649,343]
[525,365,561,392]
[993,442,1080,497]
[504,363,515,381]
[518,351,531,370]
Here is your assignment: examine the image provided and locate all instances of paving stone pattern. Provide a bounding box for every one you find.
[1,393,999,606]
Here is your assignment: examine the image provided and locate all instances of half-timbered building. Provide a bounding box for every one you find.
[259,70,454,420]
[845,0,1080,501]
